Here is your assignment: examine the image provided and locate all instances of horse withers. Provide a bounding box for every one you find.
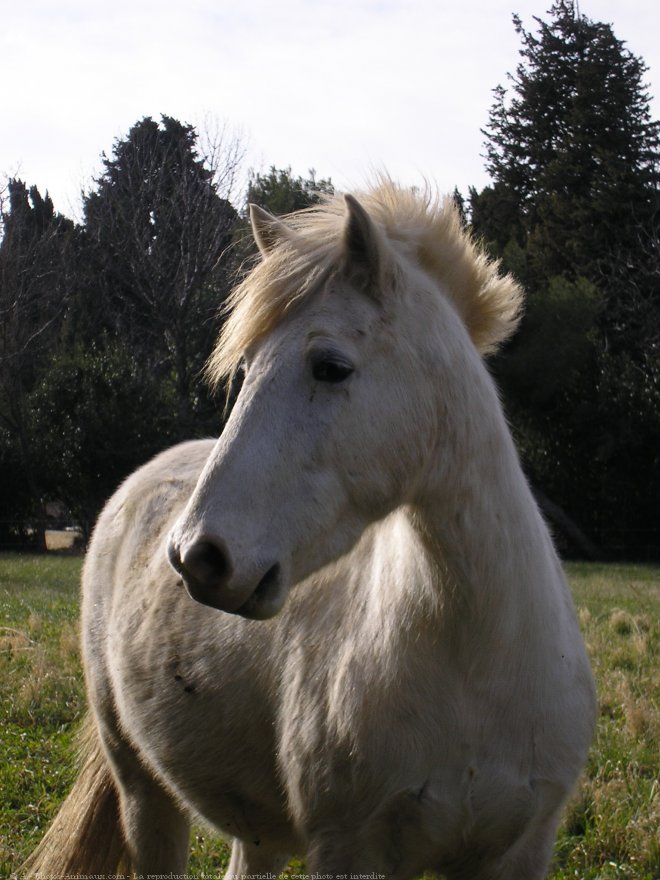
[24,180,596,880]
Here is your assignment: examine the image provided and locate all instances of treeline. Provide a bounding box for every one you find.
[1,1,658,558]
[0,118,333,543]
[470,2,660,559]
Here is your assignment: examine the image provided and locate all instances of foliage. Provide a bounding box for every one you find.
[0,181,77,536]
[0,117,244,538]
[1,555,658,878]
[0,426,35,544]
[230,166,335,268]
[246,166,334,215]
[0,180,75,407]
[81,115,238,429]
[471,1,660,558]
[480,1,659,255]
[28,342,177,536]
[1,56,659,559]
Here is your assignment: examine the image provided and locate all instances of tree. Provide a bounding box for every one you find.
[246,166,334,216]
[29,341,172,537]
[475,1,660,284]
[81,116,241,433]
[0,178,76,544]
[227,166,335,272]
[471,1,660,558]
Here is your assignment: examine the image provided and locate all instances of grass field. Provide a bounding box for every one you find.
[1,553,658,879]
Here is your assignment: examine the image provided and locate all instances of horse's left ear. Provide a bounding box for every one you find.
[249,204,298,257]
[342,194,385,292]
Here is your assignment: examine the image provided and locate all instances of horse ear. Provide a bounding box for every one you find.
[249,204,297,257]
[342,194,384,291]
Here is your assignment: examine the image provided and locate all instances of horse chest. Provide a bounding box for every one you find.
[276,631,547,866]
[280,698,538,871]
[282,691,541,871]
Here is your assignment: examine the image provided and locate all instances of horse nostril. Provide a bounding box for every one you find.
[181,540,232,589]
[167,538,184,574]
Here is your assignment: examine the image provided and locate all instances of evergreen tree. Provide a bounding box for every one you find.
[29,341,172,537]
[82,116,239,433]
[475,0,660,286]
[471,1,660,558]
[246,166,334,216]
[0,179,76,544]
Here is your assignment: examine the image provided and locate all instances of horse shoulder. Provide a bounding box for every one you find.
[85,439,214,583]
[82,439,218,736]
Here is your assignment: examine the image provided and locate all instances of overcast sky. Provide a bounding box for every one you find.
[3,0,659,217]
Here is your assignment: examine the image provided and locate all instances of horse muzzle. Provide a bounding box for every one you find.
[167,534,287,620]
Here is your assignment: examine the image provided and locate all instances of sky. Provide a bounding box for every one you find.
[3,0,660,218]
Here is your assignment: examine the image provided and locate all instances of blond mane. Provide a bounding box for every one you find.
[207,179,523,387]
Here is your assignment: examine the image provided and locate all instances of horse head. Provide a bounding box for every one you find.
[167,184,521,619]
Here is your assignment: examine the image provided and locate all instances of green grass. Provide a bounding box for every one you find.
[0,554,85,878]
[551,563,660,880]
[1,554,658,879]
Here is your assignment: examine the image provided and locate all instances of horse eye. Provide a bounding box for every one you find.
[311,356,354,384]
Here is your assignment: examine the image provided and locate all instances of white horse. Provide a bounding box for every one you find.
[25,180,596,880]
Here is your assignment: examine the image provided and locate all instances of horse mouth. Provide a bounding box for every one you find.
[235,563,286,620]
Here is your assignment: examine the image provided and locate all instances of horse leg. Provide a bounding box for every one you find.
[466,801,564,880]
[224,838,290,879]
[96,712,191,875]
[117,771,191,875]
[305,833,387,880]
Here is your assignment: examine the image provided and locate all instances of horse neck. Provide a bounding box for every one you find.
[408,357,564,644]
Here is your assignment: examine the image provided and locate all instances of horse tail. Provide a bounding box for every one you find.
[22,714,130,878]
